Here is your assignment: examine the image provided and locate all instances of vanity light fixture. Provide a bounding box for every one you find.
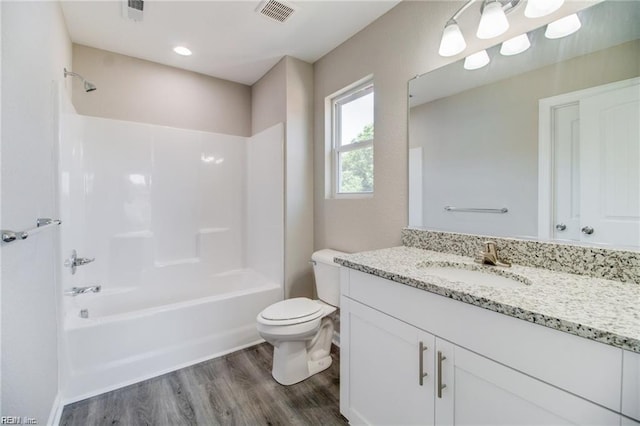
[477,0,509,39]
[438,0,520,57]
[500,33,531,56]
[545,13,581,39]
[525,0,564,18]
[464,49,490,70]
[438,20,467,57]
[173,46,192,56]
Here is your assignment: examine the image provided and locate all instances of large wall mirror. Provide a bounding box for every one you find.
[408,0,639,249]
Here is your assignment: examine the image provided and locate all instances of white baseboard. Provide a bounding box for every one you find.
[47,392,64,426]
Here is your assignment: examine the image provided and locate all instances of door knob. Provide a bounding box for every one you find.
[555,223,566,231]
[581,226,594,235]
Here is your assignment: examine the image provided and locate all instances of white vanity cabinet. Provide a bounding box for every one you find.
[340,268,632,425]
[341,298,435,425]
[434,339,620,425]
[623,350,640,421]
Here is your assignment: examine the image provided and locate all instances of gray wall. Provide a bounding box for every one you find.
[312,0,590,253]
[252,58,287,135]
[1,1,72,422]
[72,44,252,137]
[252,57,315,299]
[313,1,457,253]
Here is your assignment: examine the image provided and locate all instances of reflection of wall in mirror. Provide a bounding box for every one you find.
[409,39,639,238]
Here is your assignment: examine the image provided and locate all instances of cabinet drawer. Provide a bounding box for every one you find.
[343,269,623,412]
[623,350,640,421]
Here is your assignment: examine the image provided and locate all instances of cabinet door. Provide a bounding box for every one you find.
[435,340,621,425]
[341,298,435,425]
[623,350,640,421]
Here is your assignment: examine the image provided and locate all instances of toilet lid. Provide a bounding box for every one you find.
[260,298,322,321]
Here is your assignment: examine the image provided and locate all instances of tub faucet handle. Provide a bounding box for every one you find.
[65,249,95,274]
[64,285,101,297]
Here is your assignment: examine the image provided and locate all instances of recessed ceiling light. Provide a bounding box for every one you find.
[173,46,192,56]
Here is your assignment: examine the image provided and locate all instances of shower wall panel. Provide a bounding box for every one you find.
[59,115,277,292]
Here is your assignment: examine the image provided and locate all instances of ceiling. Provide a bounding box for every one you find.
[60,0,401,86]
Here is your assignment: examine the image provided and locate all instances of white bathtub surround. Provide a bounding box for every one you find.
[63,270,280,400]
[58,100,284,402]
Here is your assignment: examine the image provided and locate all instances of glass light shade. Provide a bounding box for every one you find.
[464,50,490,70]
[525,0,564,18]
[438,21,467,57]
[545,13,581,39]
[477,1,509,39]
[500,33,531,56]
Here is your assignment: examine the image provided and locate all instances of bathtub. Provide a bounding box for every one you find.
[61,269,282,402]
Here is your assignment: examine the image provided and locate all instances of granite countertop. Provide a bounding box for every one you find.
[335,246,640,353]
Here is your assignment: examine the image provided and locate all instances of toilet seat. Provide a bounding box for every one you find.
[258,298,324,326]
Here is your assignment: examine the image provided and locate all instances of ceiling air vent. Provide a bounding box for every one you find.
[256,0,296,23]
[122,0,144,22]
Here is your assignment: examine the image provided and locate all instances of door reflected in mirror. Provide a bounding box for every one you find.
[408,0,640,249]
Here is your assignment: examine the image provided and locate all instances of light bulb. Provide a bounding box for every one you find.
[464,50,490,70]
[438,20,467,57]
[525,0,564,18]
[173,46,192,56]
[477,0,509,39]
[545,14,581,39]
[500,33,531,56]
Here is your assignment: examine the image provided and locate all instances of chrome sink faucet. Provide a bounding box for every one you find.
[474,241,511,267]
[64,285,101,297]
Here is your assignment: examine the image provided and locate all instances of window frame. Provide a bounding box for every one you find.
[331,81,374,198]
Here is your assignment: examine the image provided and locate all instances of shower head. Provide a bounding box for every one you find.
[64,68,97,93]
[84,81,97,92]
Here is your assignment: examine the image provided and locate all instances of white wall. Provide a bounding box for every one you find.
[72,44,252,137]
[1,1,72,423]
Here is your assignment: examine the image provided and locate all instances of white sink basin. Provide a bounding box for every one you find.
[418,262,530,288]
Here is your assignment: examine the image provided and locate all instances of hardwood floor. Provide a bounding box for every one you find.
[60,343,347,426]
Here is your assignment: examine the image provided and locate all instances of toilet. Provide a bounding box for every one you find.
[256,249,345,385]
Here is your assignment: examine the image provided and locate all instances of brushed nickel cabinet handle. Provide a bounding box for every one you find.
[437,351,447,398]
[419,341,428,386]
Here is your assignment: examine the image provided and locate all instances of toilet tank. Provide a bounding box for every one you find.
[312,249,346,307]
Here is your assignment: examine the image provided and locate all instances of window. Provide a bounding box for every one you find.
[331,81,374,196]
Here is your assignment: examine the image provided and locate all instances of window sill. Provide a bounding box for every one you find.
[331,192,374,200]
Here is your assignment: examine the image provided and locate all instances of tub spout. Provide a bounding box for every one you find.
[65,285,101,297]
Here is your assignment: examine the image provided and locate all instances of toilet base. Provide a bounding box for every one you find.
[307,353,333,377]
[270,317,334,385]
